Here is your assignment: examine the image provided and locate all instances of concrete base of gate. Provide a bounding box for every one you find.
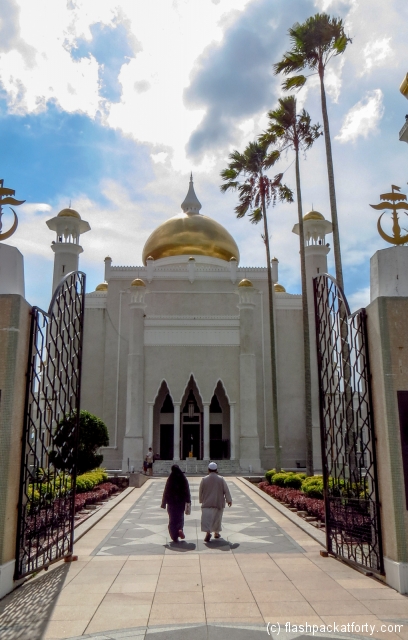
[0,559,15,600]
[128,472,148,488]
[384,556,408,594]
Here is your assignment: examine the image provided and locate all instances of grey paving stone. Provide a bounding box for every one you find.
[91,480,304,557]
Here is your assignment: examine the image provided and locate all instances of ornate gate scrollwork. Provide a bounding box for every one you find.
[314,274,383,573]
[15,271,86,579]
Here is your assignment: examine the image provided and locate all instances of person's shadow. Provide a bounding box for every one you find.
[165,541,196,552]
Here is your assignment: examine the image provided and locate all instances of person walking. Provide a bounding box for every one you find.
[199,461,232,542]
[145,447,154,476]
[161,464,191,543]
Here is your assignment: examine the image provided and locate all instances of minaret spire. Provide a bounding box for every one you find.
[181,174,202,214]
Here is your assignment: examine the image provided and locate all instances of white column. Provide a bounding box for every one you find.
[173,403,180,460]
[203,403,210,460]
[148,402,154,449]
[230,402,235,460]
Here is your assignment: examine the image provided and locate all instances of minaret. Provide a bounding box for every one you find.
[46,207,90,293]
[292,209,333,471]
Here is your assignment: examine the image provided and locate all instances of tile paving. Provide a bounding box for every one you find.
[92,480,303,556]
[0,478,407,640]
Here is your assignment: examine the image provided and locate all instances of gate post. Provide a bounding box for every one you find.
[0,294,31,598]
[366,246,408,594]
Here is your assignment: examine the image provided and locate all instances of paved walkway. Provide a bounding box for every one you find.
[0,478,407,640]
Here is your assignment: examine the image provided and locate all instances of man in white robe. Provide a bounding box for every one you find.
[199,462,232,542]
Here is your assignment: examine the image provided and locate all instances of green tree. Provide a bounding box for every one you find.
[50,410,109,475]
[220,141,293,471]
[274,13,351,291]
[260,95,322,476]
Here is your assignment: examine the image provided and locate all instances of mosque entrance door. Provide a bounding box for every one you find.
[181,389,202,459]
[160,425,174,460]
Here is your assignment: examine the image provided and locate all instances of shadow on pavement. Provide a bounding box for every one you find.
[0,564,68,640]
[164,542,196,552]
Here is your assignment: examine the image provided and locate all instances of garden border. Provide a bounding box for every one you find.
[74,487,136,543]
[237,477,325,546]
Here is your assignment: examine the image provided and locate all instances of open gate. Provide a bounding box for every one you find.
[313,274,383,574]
[15,271,86,579]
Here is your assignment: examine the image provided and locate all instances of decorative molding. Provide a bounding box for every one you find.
[145,317,239,328]
[144,328,240,346]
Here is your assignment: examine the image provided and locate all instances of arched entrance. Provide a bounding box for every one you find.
[210,381,231,460]
[153,381,174,460]
[180,377,203,460]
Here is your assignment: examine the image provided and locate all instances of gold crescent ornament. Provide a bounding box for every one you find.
[377,212,408,245]
[0,208,18,241]
[370,185,408,245]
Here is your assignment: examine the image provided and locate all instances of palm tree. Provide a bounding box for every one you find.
[220,141,293,471]
[274,13,351,292]
[260,96,321,476]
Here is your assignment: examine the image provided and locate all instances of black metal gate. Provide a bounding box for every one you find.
[313,274,383,573]
[15,271,86,579]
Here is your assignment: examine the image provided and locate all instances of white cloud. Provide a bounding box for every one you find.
[335,89,384,143]
[361,38,393,74]
[348,286,370,312]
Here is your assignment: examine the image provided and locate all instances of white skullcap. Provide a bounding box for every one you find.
[208,462,218,470]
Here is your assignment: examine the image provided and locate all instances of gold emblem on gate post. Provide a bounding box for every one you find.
[370,185,408,245]
[0,179,25,241]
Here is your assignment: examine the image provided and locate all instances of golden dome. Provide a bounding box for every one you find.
[142,211,240,264]
[131,278,146,287]
[57,208,81,219]
[274,283,286,293]
[303,210,324,221]
[238,278,253,287]
[142,176,239,264]
[95,282,108,292]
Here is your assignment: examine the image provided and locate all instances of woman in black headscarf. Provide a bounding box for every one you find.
[161,465,191,542]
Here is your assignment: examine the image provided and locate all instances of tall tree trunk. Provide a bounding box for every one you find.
[319,70,344,292]
[319,69,354,479]
[295,147,314,477]
[261,189,281,471]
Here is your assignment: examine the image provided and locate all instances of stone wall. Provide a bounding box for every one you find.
[0,294,31,598]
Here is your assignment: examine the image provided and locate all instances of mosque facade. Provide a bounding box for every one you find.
[47,178,332,473]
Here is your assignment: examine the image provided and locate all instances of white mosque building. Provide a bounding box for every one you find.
[46,177,333,473]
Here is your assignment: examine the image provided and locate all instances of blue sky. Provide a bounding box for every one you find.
[1,0,407,310]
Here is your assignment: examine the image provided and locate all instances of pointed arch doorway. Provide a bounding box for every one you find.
[180,377,203,460]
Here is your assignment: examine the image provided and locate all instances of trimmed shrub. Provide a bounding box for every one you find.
[50,410,109,474]
[302,476,324,499]
[270,472,289,487]
[76,469,108,493]
[283,474,303,489]
[265,469,276,485]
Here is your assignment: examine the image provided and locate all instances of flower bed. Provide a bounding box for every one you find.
[258,481,325,522]
[74,482,118,512]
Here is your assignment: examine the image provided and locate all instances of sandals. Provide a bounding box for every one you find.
[204,532,212,542]
[214,533,221,539]
[178,529,185,540]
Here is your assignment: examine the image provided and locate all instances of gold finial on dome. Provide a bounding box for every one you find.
[57,207,81,219]
[95,282,108,292]
[238,278,253,287]
[303,209,324,221]
[274,283,286,292]
[181,173,202,214]
[131,278,146,287]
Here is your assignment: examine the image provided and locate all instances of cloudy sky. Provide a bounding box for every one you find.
[1,0,407,310]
